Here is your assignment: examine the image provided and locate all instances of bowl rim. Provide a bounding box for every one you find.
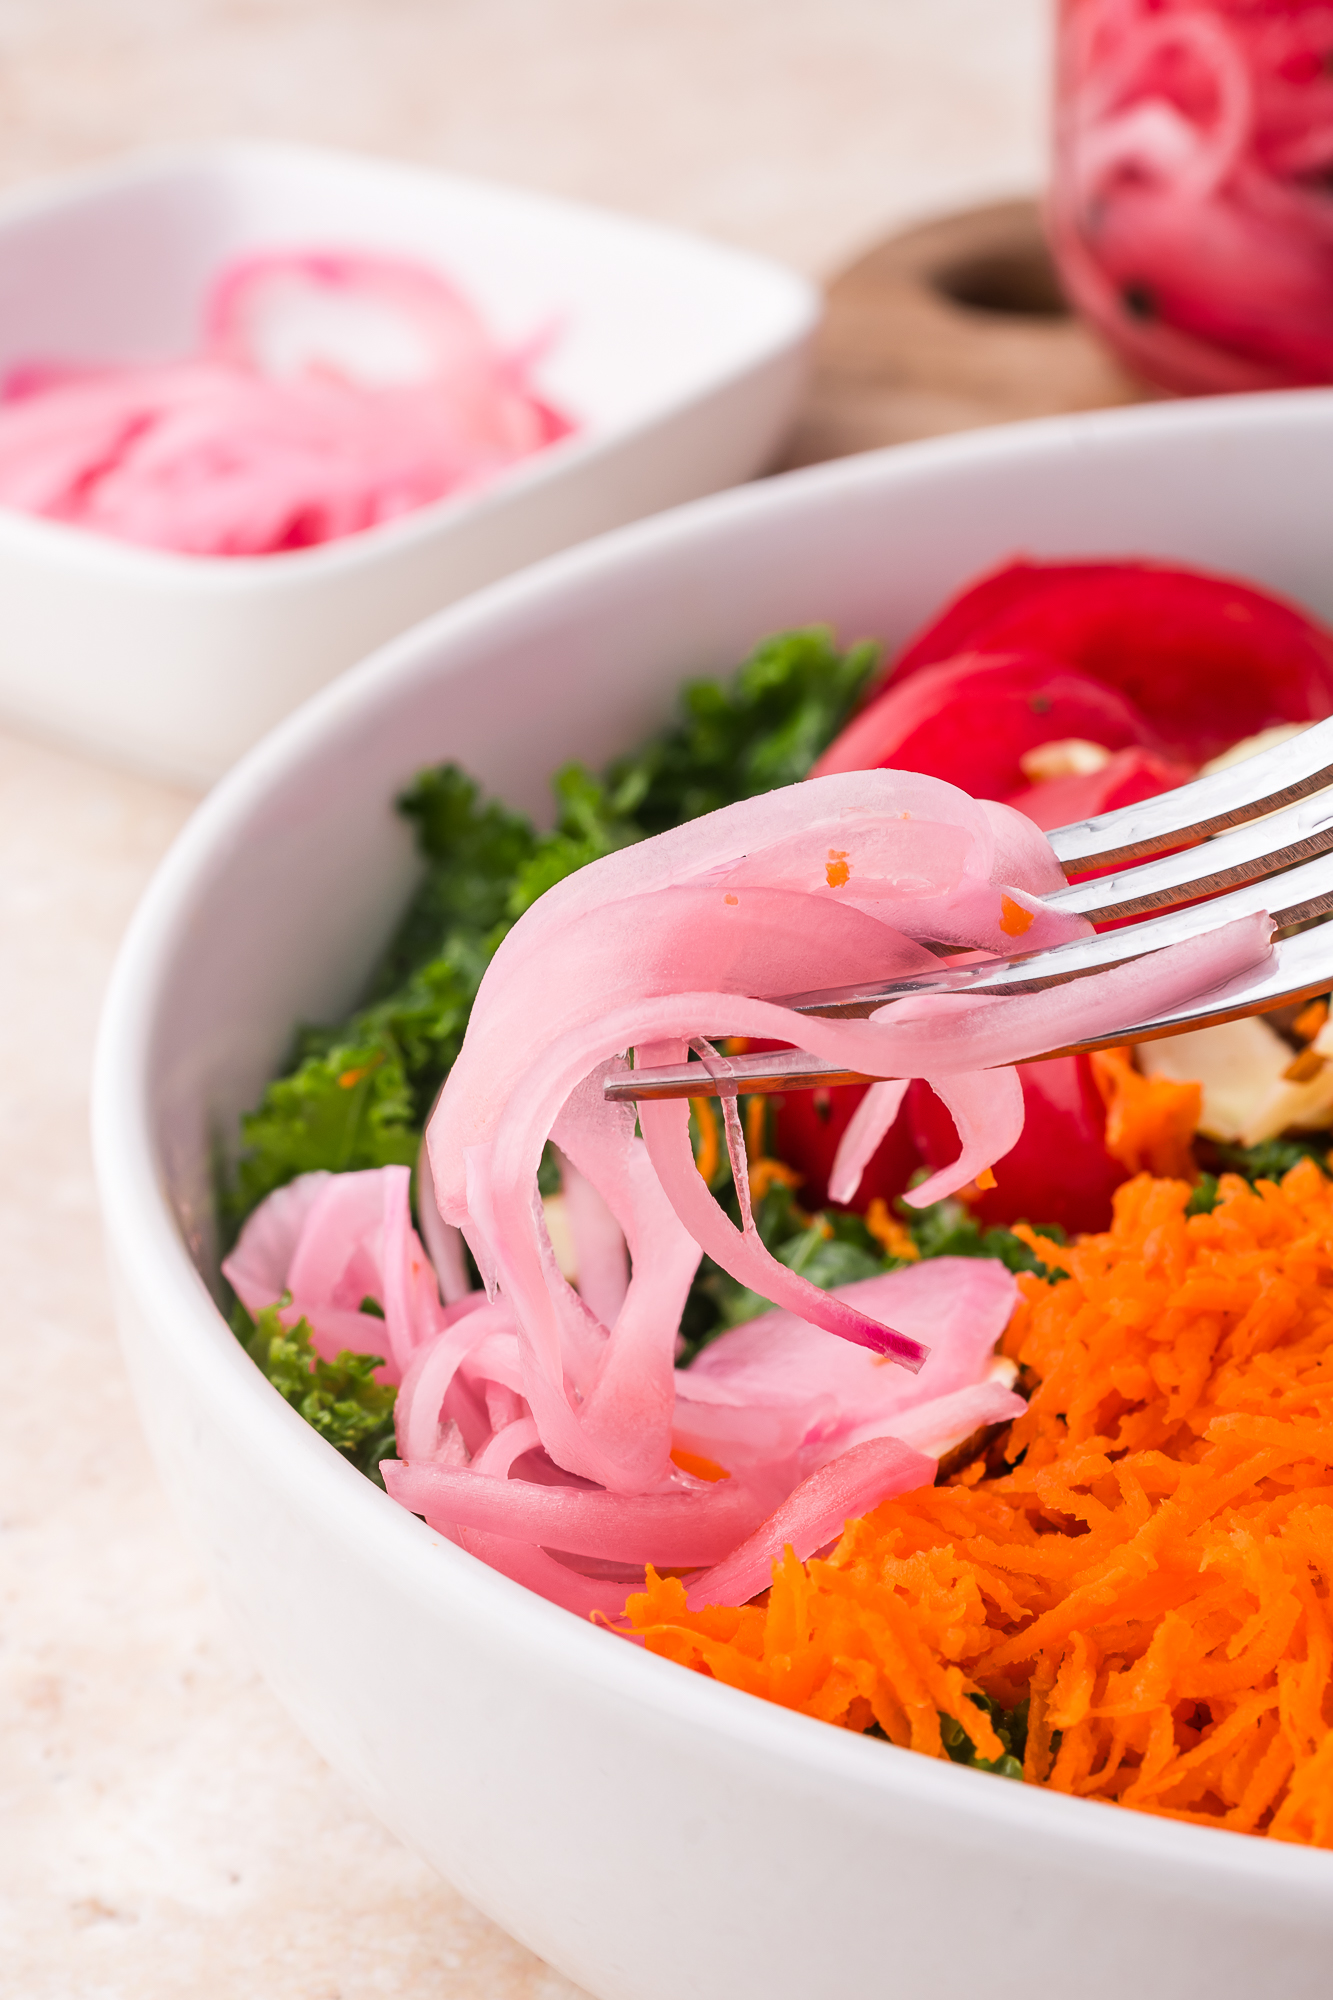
[92,388,1333,1891]
[0,136,819,587]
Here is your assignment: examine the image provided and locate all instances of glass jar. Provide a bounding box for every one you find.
[1049,0,1333,392]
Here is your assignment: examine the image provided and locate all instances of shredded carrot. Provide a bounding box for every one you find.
[745,1096,767,1161]
[748,1157,804,1202]
[629,1161,1333,1845]
[690,1097,720,1183]
[999,895,1036,938]
[865,1197,919,1261]
[1090,1045,1200,1179]
[691,1088,799,1200]
[670,1447,731,1483]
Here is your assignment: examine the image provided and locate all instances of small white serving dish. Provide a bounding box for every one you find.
[0,141,816,785]
[94,393,1333,2000]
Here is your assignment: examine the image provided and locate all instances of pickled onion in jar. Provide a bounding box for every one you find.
[1049,0,1333,391]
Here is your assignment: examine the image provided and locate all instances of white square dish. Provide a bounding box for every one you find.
[93,394,1333,2000]
[0,141,817,784]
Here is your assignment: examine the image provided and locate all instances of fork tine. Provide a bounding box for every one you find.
[604,840,1333,1103]
[604,916,1333,1102]
[1045,784,1333,925]
[1047,714,1333,873]
[777,840,1333,1017]
[602,726,1333,1106]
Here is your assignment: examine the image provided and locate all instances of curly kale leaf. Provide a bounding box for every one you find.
[1208,1135,1332,1185]
[1185,1173,1221,1217]
[239,1300,397,1483]
[899,1196,1066,1282]
[227,627,881,1233]
[602,626,880,837]
[940,1693,1028,1780]
[380,764,538,986]
[229,1038,420,1225]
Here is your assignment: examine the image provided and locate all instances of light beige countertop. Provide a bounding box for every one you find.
[0,5,1044,1993]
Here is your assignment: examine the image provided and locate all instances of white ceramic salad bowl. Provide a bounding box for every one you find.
[0,141,815,785]
[94,393,1333,2000]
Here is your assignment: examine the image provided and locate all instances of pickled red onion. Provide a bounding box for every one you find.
[227,768,1274,1620]
[1050,0,1333,391]
[0,251,573,554]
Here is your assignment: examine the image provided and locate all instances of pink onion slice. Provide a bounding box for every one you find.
[222,1163,445,1382]
[899,1067,1026,1210]
[557,1152,630,1329]
[0,250,574,555]
[635,1073,929,1368]
[682,1437,937,1611]
[673,1258,1025,1496]
[383,1456,770,1565]
[233,765,1272,1627]
[827,1078,911,1206]
[415,1134,473,1304]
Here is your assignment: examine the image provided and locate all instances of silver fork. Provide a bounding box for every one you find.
[605,717,1333,1104]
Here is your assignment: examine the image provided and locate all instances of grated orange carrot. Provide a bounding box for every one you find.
[748,1157,804,1202]
[865,1197,919,1262]
[1090,1045,1201,1179]
[690,1097,720,1183]
[670,1447,731,1483]
[628,1161,1333,1845]
[742,1095,805,1203]
[999,895,1036,938]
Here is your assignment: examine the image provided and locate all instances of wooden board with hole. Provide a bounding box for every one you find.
[781,198,1161,469]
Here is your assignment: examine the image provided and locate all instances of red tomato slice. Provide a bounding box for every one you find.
[887,559,1333,762]
[794,559,1333,1233]
[810,648,1163,797]
[907,1057,1127,1237]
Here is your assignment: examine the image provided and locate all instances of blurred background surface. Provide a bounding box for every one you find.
[1,7,1044,1997]
[0,1,1045,273]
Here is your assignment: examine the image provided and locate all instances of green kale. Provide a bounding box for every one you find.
[380,764,538,985]
[239,1300,397,1483]
[226,627,881,1234]
[940,1692,1027,1780]
[602,626,880,837]
[505,762,644,918]
[1185,1172,1221,1217]
[229,1036,419,1226]
[898,1195,1066,1283]
[1209,1135,1332,1184]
